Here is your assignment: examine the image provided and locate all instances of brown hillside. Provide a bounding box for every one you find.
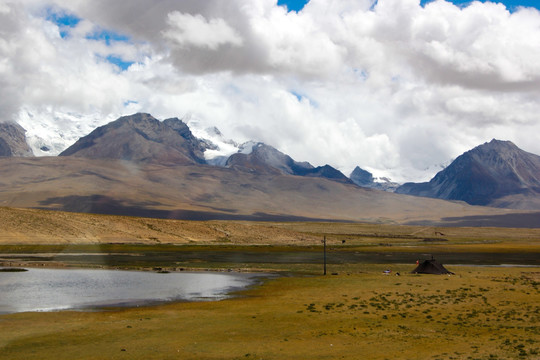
[0,157,517,226]
[0,207,318,245]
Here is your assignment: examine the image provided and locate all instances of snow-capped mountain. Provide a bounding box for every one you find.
[349,166,400,192]
[16,108,246,164]
[183,118,243,166]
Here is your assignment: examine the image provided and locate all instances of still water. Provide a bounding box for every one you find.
[0,268,265,314]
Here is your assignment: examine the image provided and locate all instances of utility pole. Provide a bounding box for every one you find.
[323,236,327,275]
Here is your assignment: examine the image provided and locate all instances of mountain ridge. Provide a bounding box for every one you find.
[396,139,540,209]
[226,142,352,184]
[59,113,351,185]
[59,113,207,165]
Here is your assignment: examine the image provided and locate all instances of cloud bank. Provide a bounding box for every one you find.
[2,0,540,182]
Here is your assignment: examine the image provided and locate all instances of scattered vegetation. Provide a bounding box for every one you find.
[0,266,538,359]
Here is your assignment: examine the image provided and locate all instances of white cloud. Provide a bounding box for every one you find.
[3,0,540,182]
[163,12,243,50]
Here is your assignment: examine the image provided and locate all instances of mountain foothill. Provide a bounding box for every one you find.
[1,113,539,227]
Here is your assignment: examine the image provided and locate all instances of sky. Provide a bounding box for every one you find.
[2,0,540,182]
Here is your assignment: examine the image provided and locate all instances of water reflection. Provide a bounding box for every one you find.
[0,268,265,314]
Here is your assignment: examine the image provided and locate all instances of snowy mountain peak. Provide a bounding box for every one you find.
[238,141,260,155]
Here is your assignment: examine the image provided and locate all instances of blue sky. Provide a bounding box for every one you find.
[47,9,134,70]
[46,10,80,38]
[277,0,310,12]
[421,0,540,11]
[278,0,540,12]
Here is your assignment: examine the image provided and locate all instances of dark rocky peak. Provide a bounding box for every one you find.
[396,139,540,208]
[60,113,206,164]
[469,139,524,165]
[227,142,351,184]
[350,166,399,191]
[0,122,33,157]
[432,139,540,189]
[226,142,312,175]
[299,164,352,184]
[163,117,208,159]
[251,143,313,174]
[163,117,194,140]
[350,166,374,187]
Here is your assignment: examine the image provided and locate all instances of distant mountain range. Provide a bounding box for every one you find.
[58,113,352,184]
[2,113,540,216]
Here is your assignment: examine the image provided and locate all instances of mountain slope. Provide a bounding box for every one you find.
[59,113,206,164]
[226,142,352,184]
[0,156,515,225]
[0,122,33,157]
[396,139,540,209]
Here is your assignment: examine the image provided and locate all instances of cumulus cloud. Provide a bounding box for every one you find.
[163,12,243,50]
[3,0,540,182]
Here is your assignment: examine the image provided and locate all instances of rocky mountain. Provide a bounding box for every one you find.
[396,139,540,209]
[59,113,351,184]
[226,142,352,184]
[59,113,207,164]
[0,122,33,157]
[350,166,374,186]
[350,166,400,192]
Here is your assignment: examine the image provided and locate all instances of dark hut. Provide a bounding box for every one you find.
[411,258,454,275]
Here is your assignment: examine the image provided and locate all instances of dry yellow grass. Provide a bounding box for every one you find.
[1,207,540,252]
[0,207,321,245]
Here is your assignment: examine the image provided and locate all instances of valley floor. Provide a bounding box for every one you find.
[0,214,539,359]
[0,264,538,360]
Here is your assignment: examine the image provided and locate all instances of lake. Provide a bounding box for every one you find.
[0,268,266,314]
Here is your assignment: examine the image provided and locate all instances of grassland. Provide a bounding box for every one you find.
[0,265,538,360]
[0,207,539,359]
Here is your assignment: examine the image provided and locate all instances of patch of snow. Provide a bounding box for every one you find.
[184,116,242,164]
[16,107,117,156]
[238,141,259,155]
